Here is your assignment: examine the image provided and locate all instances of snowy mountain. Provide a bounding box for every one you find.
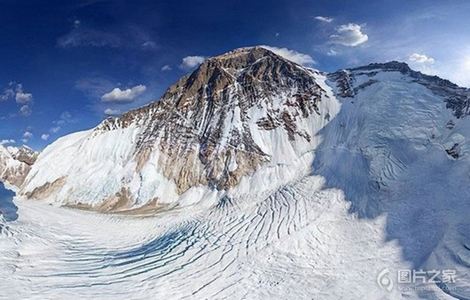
[20,47,339,212]
[1,47,470,299]
[0,145,37,190]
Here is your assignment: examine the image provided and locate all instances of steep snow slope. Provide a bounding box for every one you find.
[20,47,339,212]
[323,63,470,298]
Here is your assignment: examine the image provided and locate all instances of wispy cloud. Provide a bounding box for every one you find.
[261,45,315,65]
[58,27,121,48]
[104,108,120,115]
[40,134,50,141]
[0,139,15,145]
[19,105,32,116]
[57,22,157,50]
[101,84,147,103]
[50,126,61,133]
[47,111,76,134]
[330,23,368,47]
[315,16,333,23]
[161,64,172,71]
[326,49,339,56]
[0,87,14,102]
[75,77,115,99]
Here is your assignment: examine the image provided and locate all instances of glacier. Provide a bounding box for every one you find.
[0,47,470,299]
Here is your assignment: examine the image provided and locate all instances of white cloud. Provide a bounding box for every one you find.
[161,64,172,71]
[58,28,121,48]
[315,16,333,23]
[1,82,33,116]
[330,23,368,47]
[15,92,33,104]
[409,53,435,64]
[19,105,32,116]
[41,134,50,141]
[260,45,315,66]
[22,131,33,143]
[0,139,15,145]
[104,108,120,115]
[0,88,14,102]
[50,126,61,133]
[60,111,72,121]
[47,111,76,134]
[327,49,339,56]
[141,41,158,50]
[406,53,437,79]
[54,111,73,126]
[101,84,146,102]
[15,84,33,104]
[23,131,33,139]
[180,56,205,69]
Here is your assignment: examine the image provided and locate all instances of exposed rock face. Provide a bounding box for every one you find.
[97,47,325,193]
[20,46,334,211]
[0,145,38,189]
[24,176,65,199]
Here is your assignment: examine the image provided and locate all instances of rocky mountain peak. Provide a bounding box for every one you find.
[7,145,38,166]
[100,46,324,132]
[209,46,277,68]
[0,145,37,188]
[30,46,329,210]
[159,46,319,112]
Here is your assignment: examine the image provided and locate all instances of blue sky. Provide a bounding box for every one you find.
[1,0,469,150]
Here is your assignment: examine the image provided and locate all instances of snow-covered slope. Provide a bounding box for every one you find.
[1,49,470,299]
[322,63,470,298]
[20,47,339,212]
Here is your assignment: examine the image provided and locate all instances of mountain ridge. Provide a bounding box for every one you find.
[1,46,469,214]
